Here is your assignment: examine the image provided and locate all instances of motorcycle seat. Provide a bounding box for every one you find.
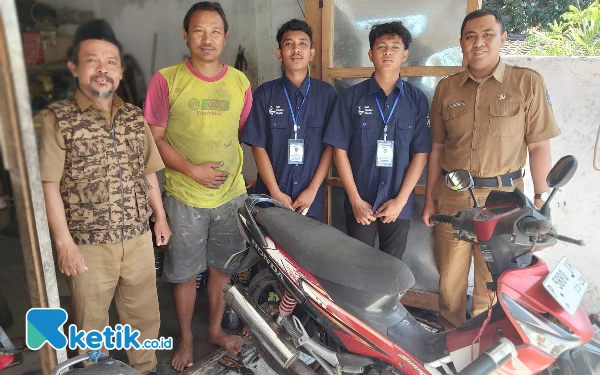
[255,207,415,312]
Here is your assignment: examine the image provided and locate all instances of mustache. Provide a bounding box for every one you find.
[90,74,114,84]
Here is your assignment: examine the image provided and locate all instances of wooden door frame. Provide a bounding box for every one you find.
[305,0,482,312]
[0,1,67,373]
[307,0,482,80]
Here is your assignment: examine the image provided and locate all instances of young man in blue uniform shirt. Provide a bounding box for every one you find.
[242,19,337,220]
[323,22,432,259]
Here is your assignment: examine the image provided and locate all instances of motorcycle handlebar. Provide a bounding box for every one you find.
[519,218,552,236]
[430,214,455,225]
[556,234,586,246]
[519,218,585,246]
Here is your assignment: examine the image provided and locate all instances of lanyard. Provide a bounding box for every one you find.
[283,77,311,140]
[373,88,402,142]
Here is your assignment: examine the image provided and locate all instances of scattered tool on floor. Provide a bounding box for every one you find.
[217,355,254,374]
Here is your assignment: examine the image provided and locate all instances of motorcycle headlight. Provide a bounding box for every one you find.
[503,293,581,358]
[516,320,581,358]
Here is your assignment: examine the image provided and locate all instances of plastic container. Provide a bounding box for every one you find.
[222,306,240,330]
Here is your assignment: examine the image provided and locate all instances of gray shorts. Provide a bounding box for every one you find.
[162,194,247,283]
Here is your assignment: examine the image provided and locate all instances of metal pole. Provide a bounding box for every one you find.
[0,1,68,373]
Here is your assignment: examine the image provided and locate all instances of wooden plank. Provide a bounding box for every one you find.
[466,0,482,14]
[321,0,333,223]
[185,336,279,375]
[322,184,329,224]
[0,2,66,373]
[305,0,322,80]
[327,66,465,79]
[326,177,344,188]
[321,0,333,83]
[326,184,332,224]
[463,0,482,66]
[401,290,439,312]
[414,184,425,196]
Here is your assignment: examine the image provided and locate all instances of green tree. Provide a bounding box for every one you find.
[483,0,595,34]
[525,1,600,56]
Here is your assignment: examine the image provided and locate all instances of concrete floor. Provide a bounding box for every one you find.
[0,208,222,375]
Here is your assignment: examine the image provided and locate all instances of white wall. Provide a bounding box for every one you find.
[503,56,600,314]
[42,0,303,86]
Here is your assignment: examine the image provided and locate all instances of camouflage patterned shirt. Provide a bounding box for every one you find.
[38,90,164,245]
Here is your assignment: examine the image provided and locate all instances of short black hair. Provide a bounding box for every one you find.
[461,8,505,37]
[369,21,412,50]
[183,2,228,33]
[276,19,313,48]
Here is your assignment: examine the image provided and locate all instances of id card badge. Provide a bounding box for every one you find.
[376,140,394,167]
[288,139,305,164]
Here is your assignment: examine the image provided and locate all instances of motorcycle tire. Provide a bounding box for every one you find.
[0,290,13,329]
[246,269,326,375]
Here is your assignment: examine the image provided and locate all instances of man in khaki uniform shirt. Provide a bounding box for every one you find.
[422,9,561,329]
[38,20,170,374]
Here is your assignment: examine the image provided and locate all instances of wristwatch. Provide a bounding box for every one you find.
[534,192,550,202]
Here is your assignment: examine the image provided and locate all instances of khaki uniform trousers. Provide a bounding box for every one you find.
[66,230,159,374]
[433,175,524,330]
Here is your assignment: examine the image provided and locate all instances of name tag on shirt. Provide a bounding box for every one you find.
[376,140,394,167]
[288,139,304,164]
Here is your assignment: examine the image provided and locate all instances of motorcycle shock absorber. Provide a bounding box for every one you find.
[278,291,297,318]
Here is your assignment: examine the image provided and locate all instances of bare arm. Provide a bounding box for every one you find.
[528,139,553,208]
[421,143,444,226]
[145,172,171,246]
[252,146,280,196]
[149,125,228,189]
[43,182,73,246]
[396,153,428,203]
[292,146,333,214]
[334,148,360,203]
[149,125,195,175]
[42,181,87,276]
[252,146,293,208]
[308,146,333,192]
[334,147,375,225]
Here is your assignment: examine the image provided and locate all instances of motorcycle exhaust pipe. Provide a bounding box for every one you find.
[223,284,316,375]
[458,337,516,375]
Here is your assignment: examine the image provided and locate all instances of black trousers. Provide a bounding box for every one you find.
[345,213,411,260]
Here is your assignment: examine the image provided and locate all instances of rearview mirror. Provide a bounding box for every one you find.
[445,169,474,191]
[540,155,578,218]
[547,155,578,188]
[445,169,479,207]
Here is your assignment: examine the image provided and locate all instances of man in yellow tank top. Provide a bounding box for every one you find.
[144,2,252,371]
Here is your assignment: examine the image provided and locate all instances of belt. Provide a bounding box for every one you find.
[442,169,523,188]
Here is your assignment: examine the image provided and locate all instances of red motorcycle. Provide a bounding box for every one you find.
[226,155,600,375]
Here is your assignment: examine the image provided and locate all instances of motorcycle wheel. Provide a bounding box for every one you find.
[0,290,12,329]
[246,269,330,375]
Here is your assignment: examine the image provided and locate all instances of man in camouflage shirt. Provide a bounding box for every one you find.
[38,20,170,374]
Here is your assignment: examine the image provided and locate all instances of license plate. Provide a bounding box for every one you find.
[543,257,589,316]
